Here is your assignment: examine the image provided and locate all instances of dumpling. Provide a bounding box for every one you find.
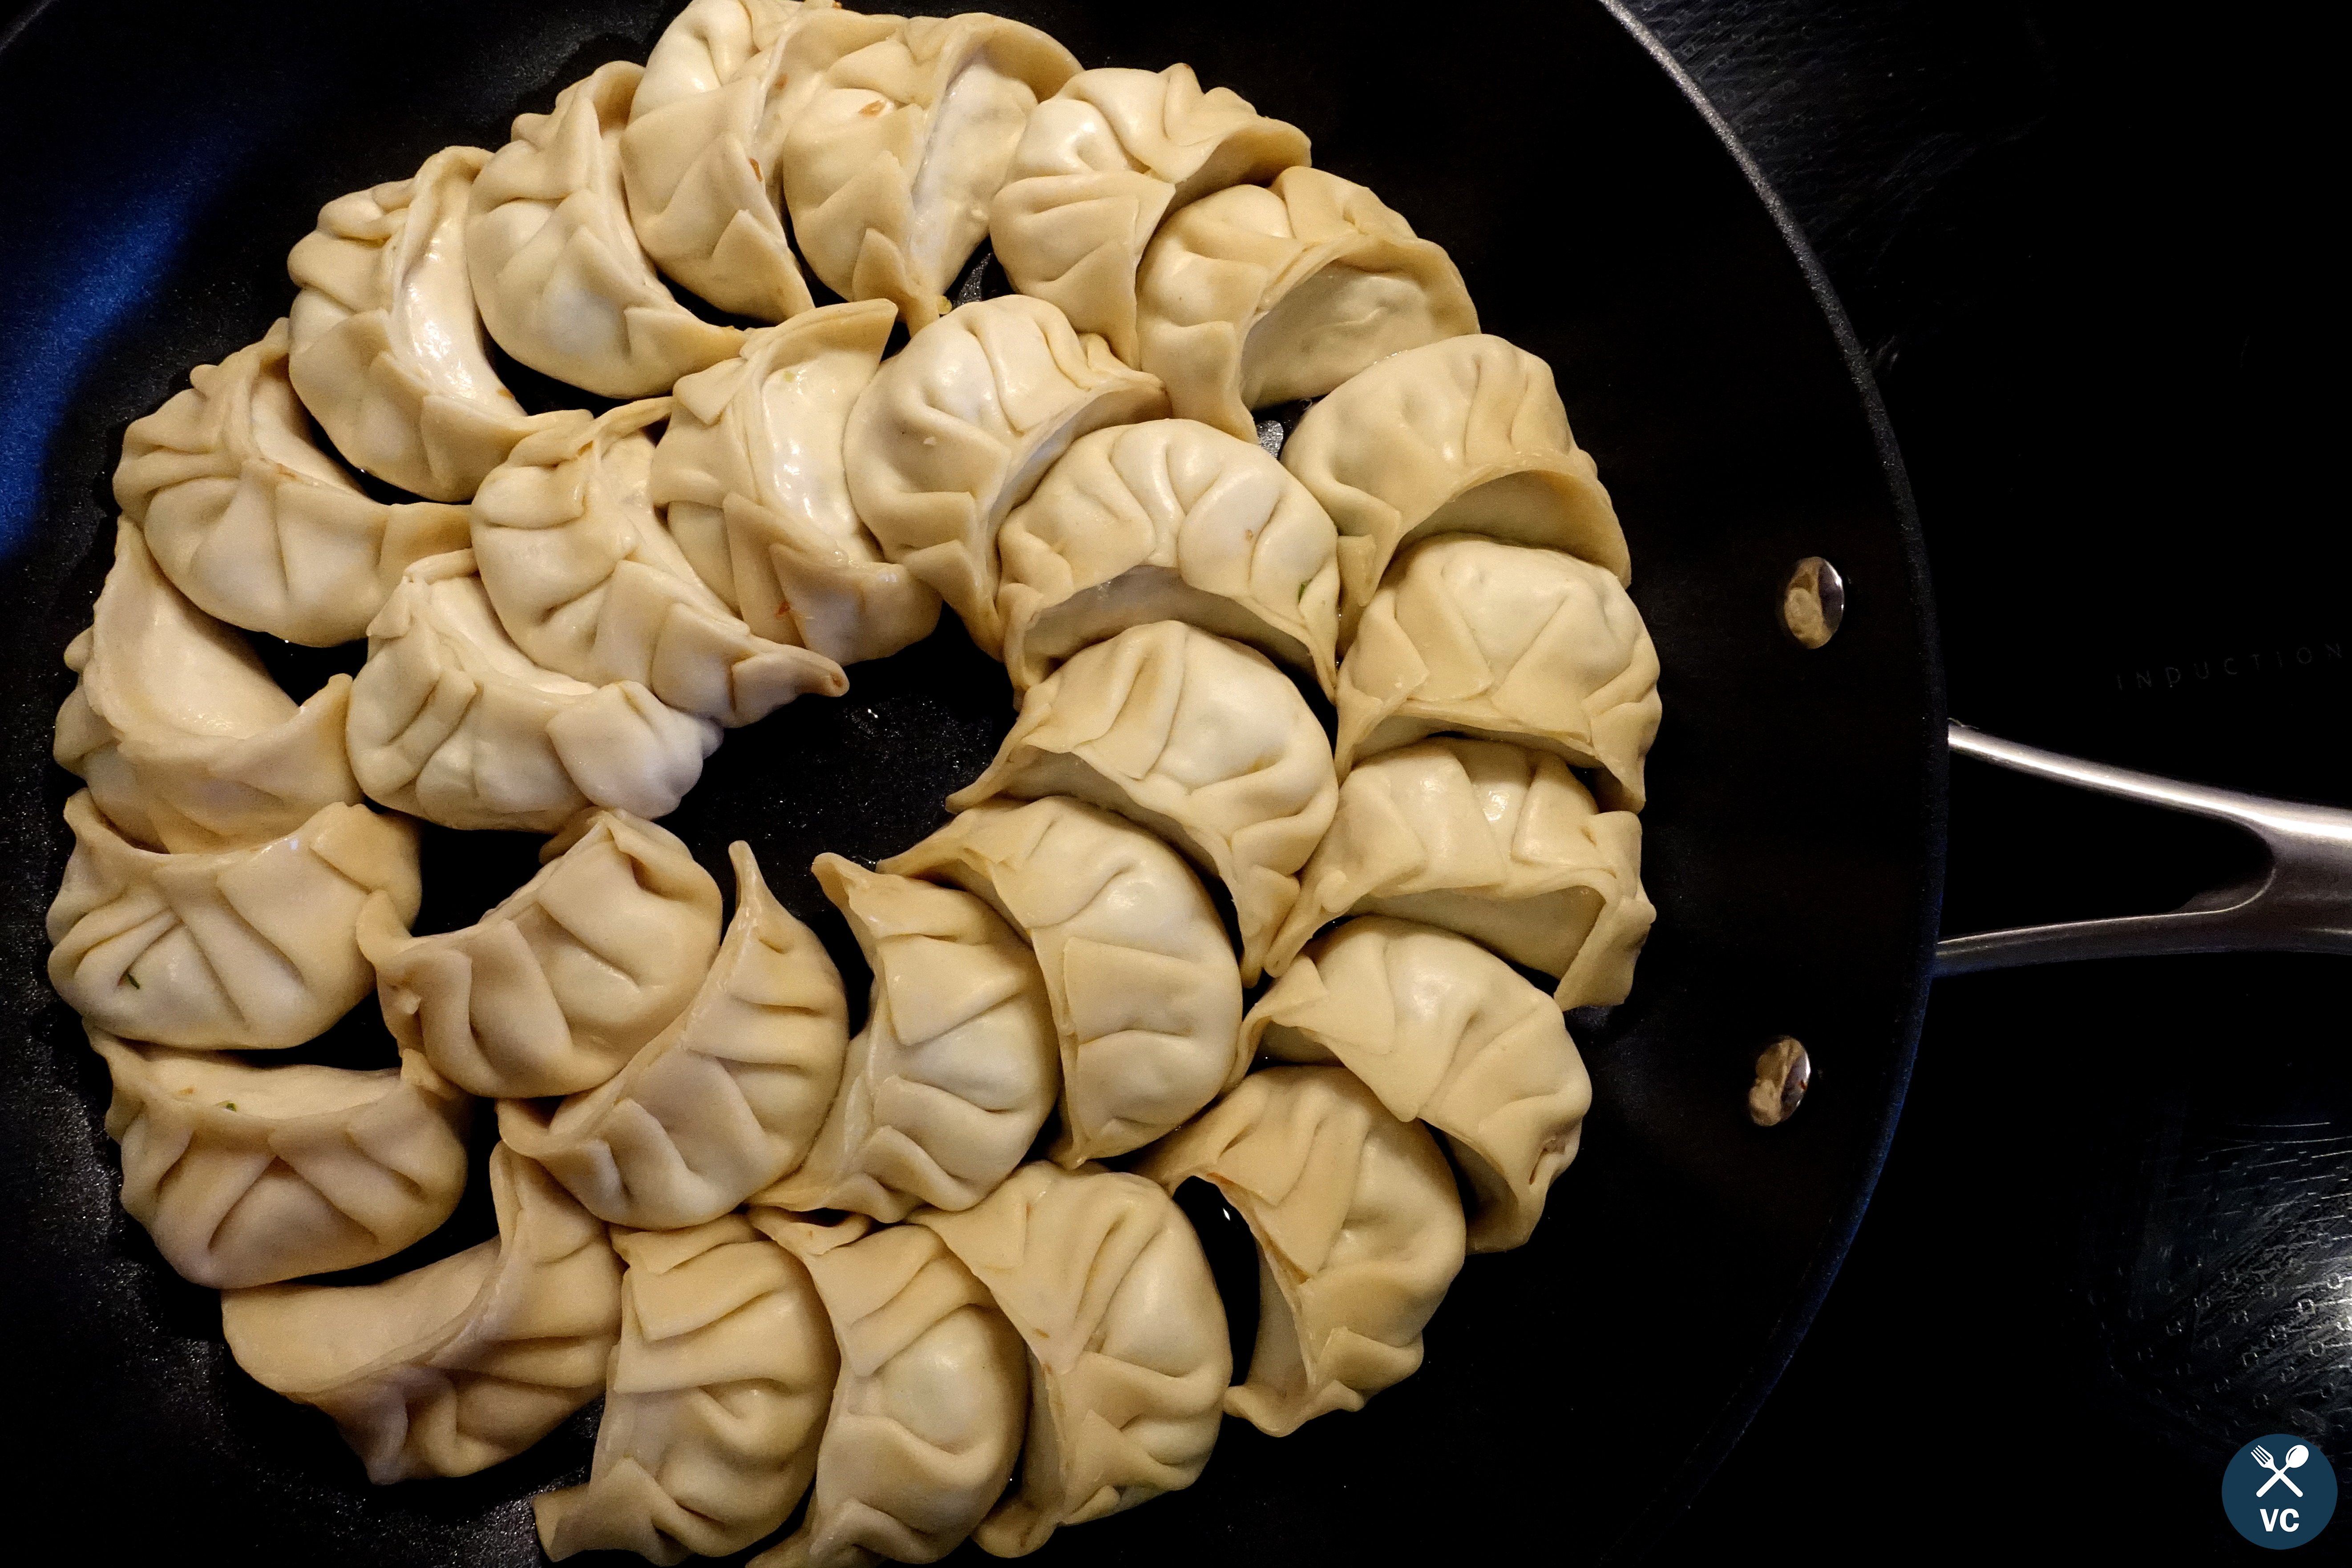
[913,1162,1228,1556]
[471,399,849,726]
[988,64,1309,367]
[842,295,1166,655]
[650,301,942,666]
[89,1024,471,1289]
[618,1,837,324]
[754,855,1057,1223]
[1281,335,1630,639]
[286,145,567,503]
[1134,167,1478,439]
[752,1220,1027,1568]
[222,1144,622,1485]
[55,521,360,854]
[111,319,471,646]
[48,792,421,1051]
[1247,917,1592,1253]
[1334,535,1662,810]
[994,417,1340,697]
[361,809,723,1099]
[777,11,1079,331]
[532,1215,837,1564]
[1262,737,1653,1009]
[467,61,743,398]
[946,620,1338,985]
[498,841,849,1229]
[347,550,720,833]
[879,796,1245,1165]
[1135,1066,1465,1435]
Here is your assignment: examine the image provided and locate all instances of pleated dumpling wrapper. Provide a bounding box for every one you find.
[776,10,1078,332]
[881,797,1245,1166]
[1282,334,1630,640]
[617,0,838,325]
[913,1162,1229,1557]
[1335,535,1662,811]
[947,620,1338,985]
[751,1219,1027,1568]
[1263,738,1653,1009]
[467,60,743,398]
[988,64,1309,367]
[533,1216,837,1565]
[90,1025,472,1289]
[471,398,849,726]
[1135,166,1478,439]
[499,842,850,1229]
[222,1144,622,1485]
[651,300,942,666]
[56,521,360,854]
[286,145,567,503]
[755,856,1058,1222]
[844,294,1166,655]
[48,792,420,1050]
[1136,1066,1465,1436]
[111,319,471,646]
[995,417,1341,698]
[347,550,721,833]
[1250,917,1592,1252]
[360,809,723,1099]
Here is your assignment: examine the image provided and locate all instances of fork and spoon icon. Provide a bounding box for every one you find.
[2254,1444,2309,1498]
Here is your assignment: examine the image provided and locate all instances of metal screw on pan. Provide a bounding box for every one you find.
[1748,1037,1811,1126]
[1780,557,1845,648]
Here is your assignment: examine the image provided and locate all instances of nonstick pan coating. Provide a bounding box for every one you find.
[0,1,1944,1558]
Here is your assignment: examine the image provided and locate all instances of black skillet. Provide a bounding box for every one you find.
[0,0,1944,1558]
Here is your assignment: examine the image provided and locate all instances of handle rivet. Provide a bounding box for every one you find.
[1748,1036,1811,1126]
[1780,557,1845,647]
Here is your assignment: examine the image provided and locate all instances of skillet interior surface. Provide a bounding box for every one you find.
[0,0,1944,1558]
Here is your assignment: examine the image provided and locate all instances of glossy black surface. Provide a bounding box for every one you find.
[0,1,1942,1561]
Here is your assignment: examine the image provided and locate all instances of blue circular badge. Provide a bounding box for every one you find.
[2223,1435,2337,1548]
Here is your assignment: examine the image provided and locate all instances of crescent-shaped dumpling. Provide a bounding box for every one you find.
[1248,917,1594,1253]
[651,300,943,665]
[988,64,1309,367]
[618,0,832,325]
[946,620,1338,984]
[112,319,471,646]
[360,809,724,1098]
[470,398,849,726]
[1134,167,1478,440]
[752,1220,1028,1568]
[56,521,360,854]
[90,1024,472,1289]
[754,856,1059,1223]
[467,60,744,398]
[532,1215,837,1564]
[777,10,1079,331]
[47,791,421,1051]
[287,145,569,503]
[995,417,1341,697]
[1282,334,1631,639]
[498,841,850,1229]
[222,1144,622,1485]
[843,294,1167,655]
[1264,737,1653,1007]
[1334,535,1662,810]
[347,550,721,833]
[881,796,1245,1165]
[912,1162,1229,1557]
[1135,1065,1465,1436]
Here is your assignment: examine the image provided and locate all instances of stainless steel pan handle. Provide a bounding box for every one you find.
[1933,722,2352,974]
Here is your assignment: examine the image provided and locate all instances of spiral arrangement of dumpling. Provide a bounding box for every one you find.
[46,1,1661,1559]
